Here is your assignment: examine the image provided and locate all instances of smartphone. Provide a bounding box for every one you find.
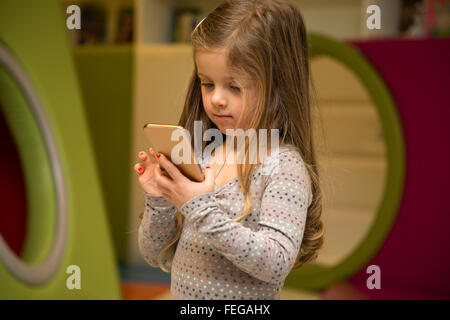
[143,123,203,182]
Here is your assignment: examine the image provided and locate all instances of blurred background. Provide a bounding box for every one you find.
[0,0,449,299]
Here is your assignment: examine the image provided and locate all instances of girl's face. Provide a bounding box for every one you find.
[195,49,258,135]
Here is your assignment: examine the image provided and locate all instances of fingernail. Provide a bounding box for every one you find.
[139,152,145,158]
[138,167,143,173]
[206,166,210,169]
[157,153,161,158]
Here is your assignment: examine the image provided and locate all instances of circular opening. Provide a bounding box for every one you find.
[0,42,67,285]
[311,55,387,268]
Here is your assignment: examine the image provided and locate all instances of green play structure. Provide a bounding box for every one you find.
[0,0,121,299]
[72,45,133,264]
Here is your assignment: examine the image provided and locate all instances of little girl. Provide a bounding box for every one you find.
[134,0,324,300]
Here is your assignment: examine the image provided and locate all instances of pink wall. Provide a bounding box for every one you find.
[349,38,450,299]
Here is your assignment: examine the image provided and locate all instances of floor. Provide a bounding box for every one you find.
[119,264,368,300]
[121,281,321,300]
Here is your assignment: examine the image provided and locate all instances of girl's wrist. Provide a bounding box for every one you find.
[180,191,216,219]
[144,192,174,208]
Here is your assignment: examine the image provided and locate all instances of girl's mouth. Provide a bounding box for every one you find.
[214,114,232,120]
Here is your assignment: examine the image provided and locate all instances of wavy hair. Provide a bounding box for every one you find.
[155,0,324,272]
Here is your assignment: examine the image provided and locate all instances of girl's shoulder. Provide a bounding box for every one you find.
[260,143,313,206]
[260,143,306,175]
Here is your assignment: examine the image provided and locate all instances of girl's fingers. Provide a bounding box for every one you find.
[153,162,171,190]
[157,153,183,181]
[149,148,158,164]
[134,163,144,175]
[138,151,151,168]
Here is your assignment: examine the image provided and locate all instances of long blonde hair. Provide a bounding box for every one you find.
[156,0,324,272]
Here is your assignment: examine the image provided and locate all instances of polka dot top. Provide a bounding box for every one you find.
[138,143,313,300]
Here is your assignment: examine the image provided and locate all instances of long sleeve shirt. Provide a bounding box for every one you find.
[138,143,313,300]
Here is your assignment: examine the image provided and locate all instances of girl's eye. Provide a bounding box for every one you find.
[200,83,240,92]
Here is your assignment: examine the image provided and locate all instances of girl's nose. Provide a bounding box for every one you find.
[211,88,227,108]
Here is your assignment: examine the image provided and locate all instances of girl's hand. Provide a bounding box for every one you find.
[150,153,215,210]
[134,148,165,197]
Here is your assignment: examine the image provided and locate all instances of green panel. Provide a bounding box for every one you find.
[284,33,406,291]
[72,45,133,264]
[0,0,121,298]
